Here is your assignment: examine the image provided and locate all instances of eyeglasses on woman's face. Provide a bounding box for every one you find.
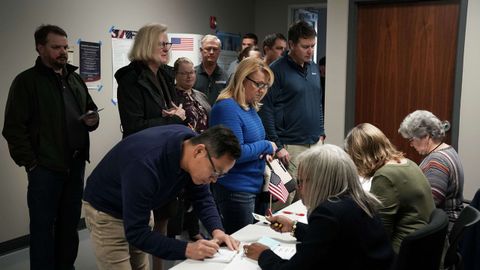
[246,77,269,90]
[158,41,173,50]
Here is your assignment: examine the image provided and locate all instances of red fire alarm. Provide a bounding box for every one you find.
[210,16,217,30]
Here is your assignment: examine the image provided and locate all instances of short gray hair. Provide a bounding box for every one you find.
[297,144,380,217]
[398,110,450,140]
[200,34,222,48]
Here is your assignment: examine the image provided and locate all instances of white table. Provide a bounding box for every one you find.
[170,201,307,270]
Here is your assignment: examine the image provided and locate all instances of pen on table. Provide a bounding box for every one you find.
[282,210,305,216]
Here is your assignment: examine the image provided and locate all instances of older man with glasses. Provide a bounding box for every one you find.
[83,125,241,270]
[193,34,228,105]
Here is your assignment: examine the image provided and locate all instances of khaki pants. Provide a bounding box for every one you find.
[272,141,323,211]
[83,201,150,270]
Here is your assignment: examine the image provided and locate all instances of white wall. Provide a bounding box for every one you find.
[0,0,254,243]
[325,0,480,200]
[458,0,480,200]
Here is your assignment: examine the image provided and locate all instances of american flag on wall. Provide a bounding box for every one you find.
[171,37,194,51]
[268,168,289,203]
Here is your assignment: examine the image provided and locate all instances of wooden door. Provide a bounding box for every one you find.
[354,1,460,163]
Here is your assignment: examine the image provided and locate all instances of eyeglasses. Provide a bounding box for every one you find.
[205,148,227,179]
[158,41,173,50]
[296,178,304,188]
[246,77,269,90]
[177,71,195,77]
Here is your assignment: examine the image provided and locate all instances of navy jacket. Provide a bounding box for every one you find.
[83,125,223,259]
[259,54,324,149]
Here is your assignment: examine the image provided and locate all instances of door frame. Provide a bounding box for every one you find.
[344,0,468,150]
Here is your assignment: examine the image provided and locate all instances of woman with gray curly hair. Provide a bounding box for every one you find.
[399,110,464,223]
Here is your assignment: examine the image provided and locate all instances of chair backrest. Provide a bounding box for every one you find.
[443,205,480,269]
[394,208,449,270]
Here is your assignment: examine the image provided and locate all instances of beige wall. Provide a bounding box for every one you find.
[0,0,254,242]
[325,0,480,200]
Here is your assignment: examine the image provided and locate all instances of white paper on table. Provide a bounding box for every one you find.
[203,247,239,263]
[272,245,296,260]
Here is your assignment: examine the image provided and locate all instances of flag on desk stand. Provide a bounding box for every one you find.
[267,162,289,204]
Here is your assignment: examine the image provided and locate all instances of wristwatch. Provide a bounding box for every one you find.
[290,220,298,237]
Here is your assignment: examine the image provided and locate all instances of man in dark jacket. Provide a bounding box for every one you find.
[2,24,99,270]
[259,21,325,210]
[83,125,241,269]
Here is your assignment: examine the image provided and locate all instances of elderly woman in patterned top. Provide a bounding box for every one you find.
[399,110,464,224]
[174,57,211,133]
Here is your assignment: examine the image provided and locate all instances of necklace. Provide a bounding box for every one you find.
[427,142,443,156]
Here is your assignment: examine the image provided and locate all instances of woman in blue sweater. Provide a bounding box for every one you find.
[210,57,277,234]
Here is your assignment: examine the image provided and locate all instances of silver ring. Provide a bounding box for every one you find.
[244,247,248,254]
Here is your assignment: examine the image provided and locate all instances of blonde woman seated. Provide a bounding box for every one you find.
[399,110,464,224]
[244,144,394,270]
[345,123,435,253]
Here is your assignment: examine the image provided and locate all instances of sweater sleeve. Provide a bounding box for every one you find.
[258,208,340,270]
[370,175,399,239]
[210,100,273,164]
[185,180,224,233]
[420,154,449,206]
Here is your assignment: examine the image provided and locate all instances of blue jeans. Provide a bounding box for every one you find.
[211,184,267,234]
[27,158,85,270]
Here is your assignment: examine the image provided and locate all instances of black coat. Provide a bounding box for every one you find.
[3,57,98,172]
[115,61,183,138]
[258,196,394,270]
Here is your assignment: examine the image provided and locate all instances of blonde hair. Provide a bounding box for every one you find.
[217,57,273,111]
[128,23,167,62]
[345,123,404,177]
[297,144,380,217]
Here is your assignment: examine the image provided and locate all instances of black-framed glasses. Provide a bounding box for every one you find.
[158,41,173,50]
[205,148,227,179]
[246,77,269,90]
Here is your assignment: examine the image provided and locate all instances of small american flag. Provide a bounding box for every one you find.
[171,37,194,51]
[268,166,289,203]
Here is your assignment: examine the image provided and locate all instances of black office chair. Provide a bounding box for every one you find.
[444,205,480,270]
[460,189,480,270]
[393,208,449,270]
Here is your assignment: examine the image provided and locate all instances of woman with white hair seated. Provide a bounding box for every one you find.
[244,144,394,270]
[399,110,464,223]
